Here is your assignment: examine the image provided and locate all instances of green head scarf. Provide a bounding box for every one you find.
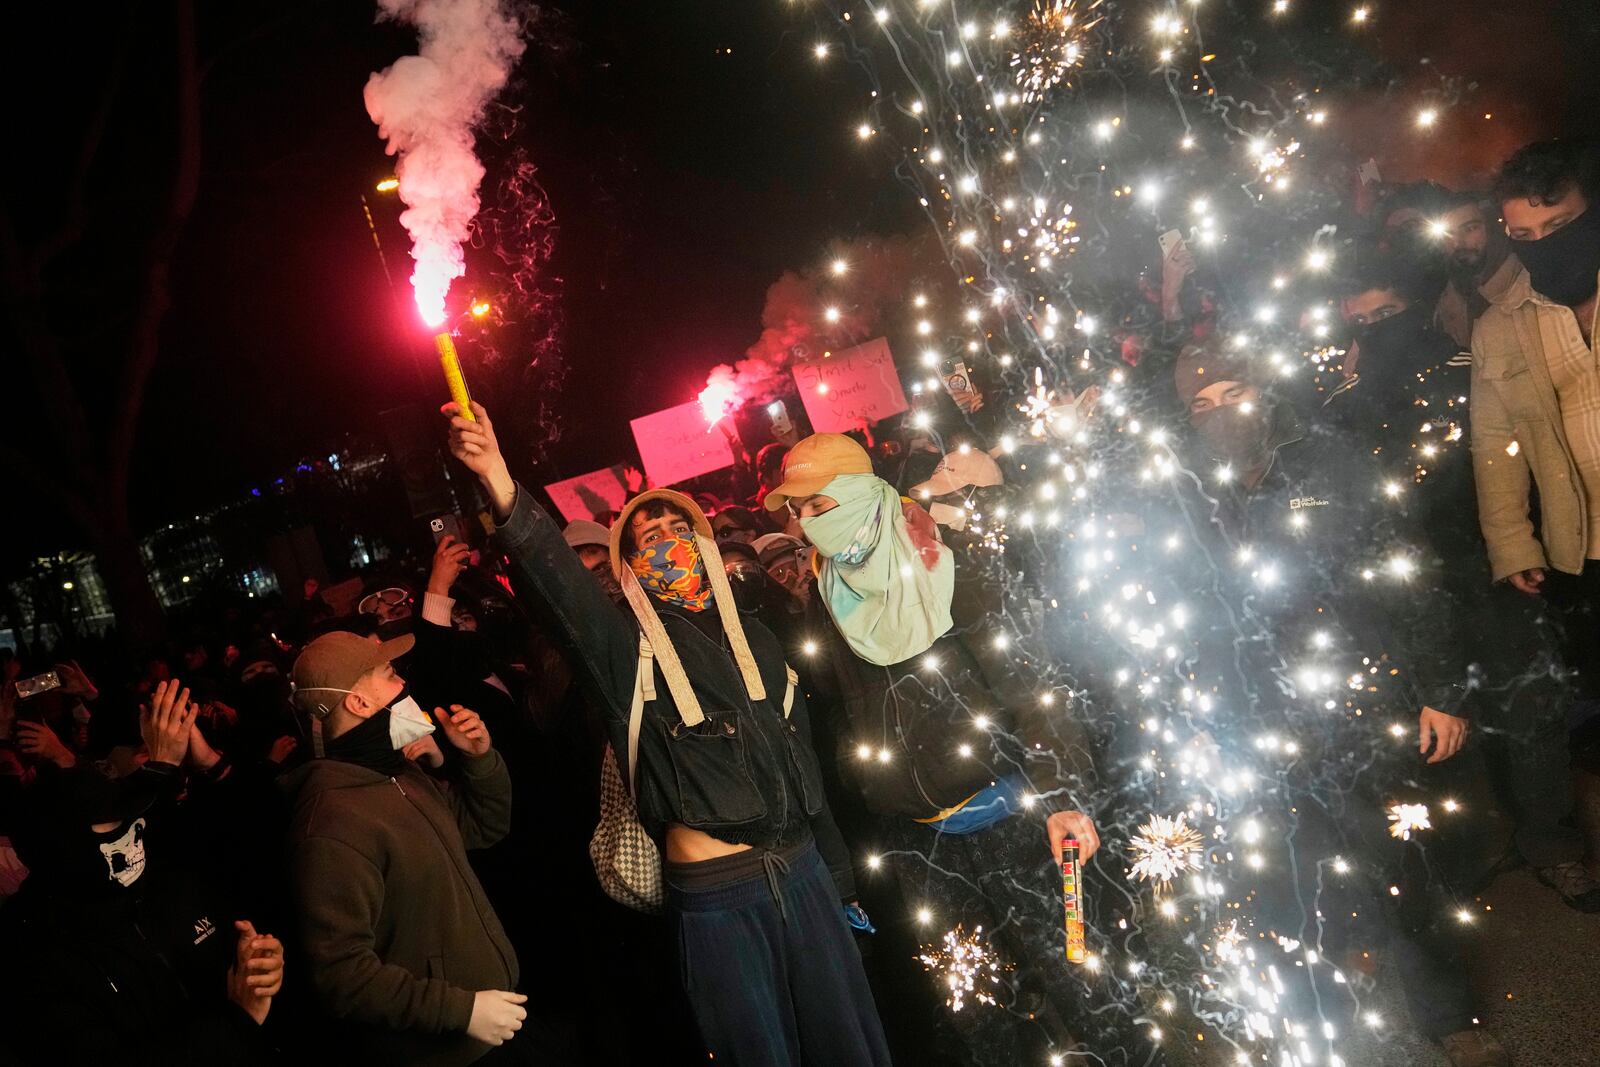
[800,473,954,666]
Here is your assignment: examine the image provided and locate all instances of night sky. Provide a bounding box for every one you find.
[3,0,1594,560]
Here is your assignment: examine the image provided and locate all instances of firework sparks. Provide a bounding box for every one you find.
[1386,802,1432,841]
[1010,0,1102,101]
[1211,919,1247,964]
[1129,813,1205,891]
[918,925,1011,1012]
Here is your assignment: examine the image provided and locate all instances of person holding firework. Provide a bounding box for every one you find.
[443,401,889,1066]
[763,431,1121,1064]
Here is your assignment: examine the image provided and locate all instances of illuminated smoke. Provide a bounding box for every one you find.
[700,232,945,414]
[365,0,527,326]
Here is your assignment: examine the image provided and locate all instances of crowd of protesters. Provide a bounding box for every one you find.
[0,136,1596,1067]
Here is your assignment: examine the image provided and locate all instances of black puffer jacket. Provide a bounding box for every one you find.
[492,487,839,866]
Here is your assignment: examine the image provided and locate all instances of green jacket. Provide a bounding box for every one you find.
[283,753,516,1067]
[1469,266,1597,581]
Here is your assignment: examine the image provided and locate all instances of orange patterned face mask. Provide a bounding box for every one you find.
[629,536,711,612]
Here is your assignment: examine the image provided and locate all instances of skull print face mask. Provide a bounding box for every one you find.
[94,817,147,889]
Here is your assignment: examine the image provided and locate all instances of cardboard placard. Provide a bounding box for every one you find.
[544,465,630,523]
[791,337,910,433]
[630,400,735,488]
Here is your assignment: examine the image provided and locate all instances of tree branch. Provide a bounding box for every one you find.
[107,0,203,504]
[0,209,104,492]
[30,17,134,270]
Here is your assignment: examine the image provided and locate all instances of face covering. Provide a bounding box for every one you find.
[10,767,160,897]
[801,473,955,666]
[629,536,711,612]
[1352,306,1433,386]
[318,689,433,773]
[95,817,148,888]
[1514,207,1600,307]
[1193,402,1276,474]
[387,693,436,748]
[724,568,769,614]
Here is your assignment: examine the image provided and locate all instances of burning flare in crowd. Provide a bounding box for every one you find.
[364,0,527,327]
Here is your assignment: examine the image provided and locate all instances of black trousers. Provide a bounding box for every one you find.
[1469,578,1583,868]
[1543,559,1600,705]
[665,841,890,1066]
[882,811,1160,1067]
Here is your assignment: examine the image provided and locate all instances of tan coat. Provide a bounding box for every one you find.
[1469,267,1597,580]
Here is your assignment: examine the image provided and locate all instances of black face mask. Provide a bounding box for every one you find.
[11,767,158,898]
[1514,207,1600,307]
[1352,306,1433,387]
[1193,402,1275,472]
[324,709,406,775]
[725,569,770,615]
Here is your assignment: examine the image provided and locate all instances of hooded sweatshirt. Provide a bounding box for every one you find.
[281,752,515,1067]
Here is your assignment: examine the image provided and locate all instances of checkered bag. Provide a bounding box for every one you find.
[588,640,664,913]
[590,742,662,913]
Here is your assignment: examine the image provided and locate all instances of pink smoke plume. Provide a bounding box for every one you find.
[365,0,527,327]
[702,233,945,415]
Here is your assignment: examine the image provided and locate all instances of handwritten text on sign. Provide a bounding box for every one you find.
[791,337,909,433]
[630,400,735,488]
[544,465,629,523]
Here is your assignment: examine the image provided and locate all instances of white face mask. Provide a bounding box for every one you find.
[387,694,435,749]
[294,684,435,754]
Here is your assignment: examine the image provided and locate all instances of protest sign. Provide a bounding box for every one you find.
[544,465,630,523]
[791,337,909,433]
[630,400,735,488]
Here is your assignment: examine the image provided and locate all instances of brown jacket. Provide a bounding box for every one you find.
[1469,266,1596,580]
[284,753,517,1067]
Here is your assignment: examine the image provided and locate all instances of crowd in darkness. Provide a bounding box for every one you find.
[0,137,1598,1067]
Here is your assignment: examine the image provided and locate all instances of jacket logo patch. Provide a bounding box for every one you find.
[1289,496,1330,509]
[192,916,217,945]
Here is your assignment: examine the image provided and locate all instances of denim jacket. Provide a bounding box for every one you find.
[492,486,855,895]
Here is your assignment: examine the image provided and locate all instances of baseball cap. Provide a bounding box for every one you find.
[911,448,1004,497]
[291,631,414,718]
[763,433,874,511]
[752,533,807,568]
[563,519,610,551]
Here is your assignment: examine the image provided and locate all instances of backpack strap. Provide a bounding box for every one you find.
[626,638,656,794]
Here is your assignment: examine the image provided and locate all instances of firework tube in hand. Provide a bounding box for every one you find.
[1061,836,1087,963]
[434,332,476,422]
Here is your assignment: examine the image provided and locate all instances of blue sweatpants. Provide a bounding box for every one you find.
[666,841,891,1066]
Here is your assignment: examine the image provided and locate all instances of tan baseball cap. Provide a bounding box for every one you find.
[763,433,873,511]
[291,631,414,718]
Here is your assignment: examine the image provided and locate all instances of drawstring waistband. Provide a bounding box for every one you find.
[761,849,791,924]
[664,837,812,923]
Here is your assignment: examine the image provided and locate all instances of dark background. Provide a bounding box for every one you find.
[2,0,1594,559]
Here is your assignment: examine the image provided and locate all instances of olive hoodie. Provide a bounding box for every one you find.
[282,752,517,1067]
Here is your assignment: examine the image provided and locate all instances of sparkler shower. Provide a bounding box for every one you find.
[754,2,1535,1064]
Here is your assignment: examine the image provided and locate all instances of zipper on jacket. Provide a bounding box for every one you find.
[387,769,513,980]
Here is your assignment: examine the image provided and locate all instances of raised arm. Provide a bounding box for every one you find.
[443,402,638,716]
